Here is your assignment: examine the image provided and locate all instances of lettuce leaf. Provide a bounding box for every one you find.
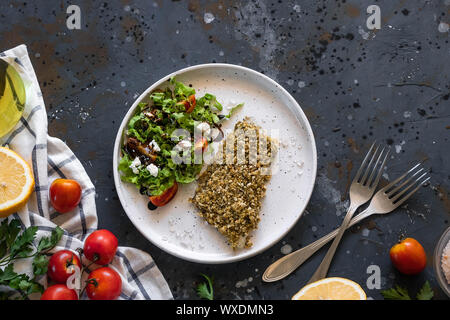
[119,154,176,195]
[174,163,202,184]
[170,77,195,99]
[197,93,223,112]
[118,79,243,196]
[225,103,244,118]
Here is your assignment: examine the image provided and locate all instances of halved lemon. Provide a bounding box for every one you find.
[292,277,366,300]
[0,147,34,217]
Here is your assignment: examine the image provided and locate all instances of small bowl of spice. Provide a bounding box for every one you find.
[434,226,450,298]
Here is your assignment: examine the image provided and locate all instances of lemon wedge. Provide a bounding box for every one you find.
[292,277,367,300]
[0,147,34,217]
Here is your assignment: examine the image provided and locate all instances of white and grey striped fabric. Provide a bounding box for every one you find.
[0,44,173,300]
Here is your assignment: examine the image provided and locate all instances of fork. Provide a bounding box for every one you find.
[307,142,389,284]
[262,162,430,282]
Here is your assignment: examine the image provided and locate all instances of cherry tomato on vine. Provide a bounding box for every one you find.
[47,250,82,283]
[49,179,82,213]
[86,267,122,300]
[390,237,427,275]
[40,284,78,300]
[83,229,118,265]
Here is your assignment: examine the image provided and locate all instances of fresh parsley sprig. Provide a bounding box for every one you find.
[196,274,214,300]
[0,219,64,298]
[0,264,43,296]
[381,281,434,300]
[416,281,435,300]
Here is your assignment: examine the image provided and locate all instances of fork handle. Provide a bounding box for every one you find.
[262,208,373,282]
[307,204,359,284]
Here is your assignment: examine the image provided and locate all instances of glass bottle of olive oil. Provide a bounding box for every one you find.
[0,59,26,138]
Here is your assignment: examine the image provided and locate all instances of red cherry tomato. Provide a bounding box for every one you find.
[49,179,82,213]
[149,182,178,207]
[86,267,122,300]
[390,237,427,275]
[40,284,78,300]
[83,229,118,265]
[177,95,196,113]
[185,95,196,113]
[47,250,82,284]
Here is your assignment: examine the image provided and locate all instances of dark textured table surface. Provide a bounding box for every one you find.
[1,0,449,300]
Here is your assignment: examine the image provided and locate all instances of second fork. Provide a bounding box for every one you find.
[262,162,429,282]
[307,143,389,283]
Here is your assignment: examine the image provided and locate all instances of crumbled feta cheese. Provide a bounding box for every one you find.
[178,140,192,150]
[129,157,141,174]
[146,163,159,177]
[149,140,160,152]
[196,122,211,137]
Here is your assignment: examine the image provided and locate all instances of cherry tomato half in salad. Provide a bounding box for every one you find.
[49,179,82,213]
[194,137,208,153]
[47,250,82,284]
[41,284,78,300]
[83,229,118,265]
[149,182,178,207]
[86,267,122,300]
[389,237,427,275]
[178,94,196,113]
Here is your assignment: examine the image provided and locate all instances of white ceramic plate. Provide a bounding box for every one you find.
[113,64,317,263]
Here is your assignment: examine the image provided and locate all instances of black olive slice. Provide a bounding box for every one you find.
[147,201,157,211]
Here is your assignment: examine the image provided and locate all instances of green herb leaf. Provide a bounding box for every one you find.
[0,264,43,296]
[416,281,434,300]
[196,274,214,300]
[33,226,63,275]
[170,77,196,99]
[0,264,20,282]
[0,219,21,251]
[0,218,10,240]
[36,226,64,253]
[381,285,411,300]
[0,221,61,298]
[196,93,223,112]
[225,103,244,119]
[381,281,435,300]
[32,254,49,276]
[10,226,38,259]
[0,241,7,259]
[9,275,43,295]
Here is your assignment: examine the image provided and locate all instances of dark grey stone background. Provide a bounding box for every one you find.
[1,0,448,300]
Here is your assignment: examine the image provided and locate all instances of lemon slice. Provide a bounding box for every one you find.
[292,277,367,300]
[0,147,34,217]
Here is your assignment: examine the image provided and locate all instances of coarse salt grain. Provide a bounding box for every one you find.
[281,244,292,255]
[204,12,215,24]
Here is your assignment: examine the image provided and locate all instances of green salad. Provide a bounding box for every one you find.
[118,78,242,203]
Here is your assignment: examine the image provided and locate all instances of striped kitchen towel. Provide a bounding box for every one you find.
[0,44,173,300]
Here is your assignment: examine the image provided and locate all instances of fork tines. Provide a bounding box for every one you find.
[354,142,390,188]
[382,163,431,206]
